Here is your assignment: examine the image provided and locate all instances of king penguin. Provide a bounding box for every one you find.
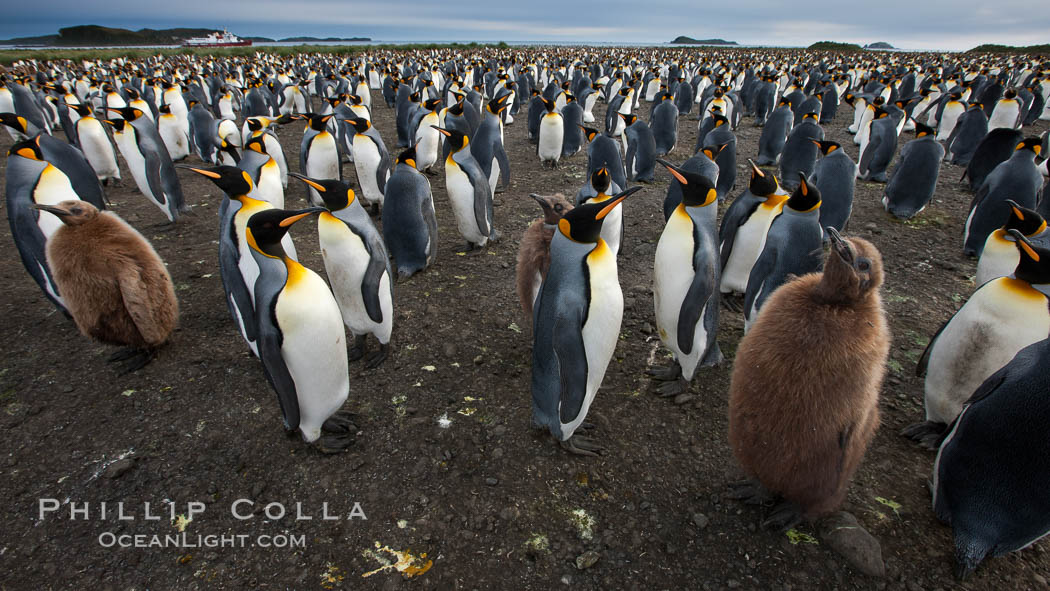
[298,113,341,206]
[975,200,1050,286]
[964,137,1043,256]
[718,161,789,300]
[67,104,120,185]
[883,122,944,220]
[583,126,628,190]
[905,229,1050,447]
[620,113,657,182]
[106,107,186,223]
[662,145,720,221]
[290,174,394,368]
[245,207,356,452]
[382,147,438,279]
[810,140,857,232]
[576,167,628,256]
[343,116,391,213]
[779,112,825,188]
[434,126,495,250]
[756,99,792,166]
[649,160,723,397]
[237,135,285,209]
[932,333,1050,580]
[531,186,641,456]
[537,97,564,168]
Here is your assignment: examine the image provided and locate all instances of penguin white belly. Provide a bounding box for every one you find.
[721,207,779,294]
[318,214,393,342]
[560,240,622,437]
[352,136,384,206]
[654,207,705,376]
[262,133,288,187]
[445,161,486,244]
[219,99,235,120]
[974,232,1018,286]
[158,117,189,160]
[538,116,564,163]
[924,278,1050,424]
[988,101,1019,130]
[116,132,153,202]
[276,263,349,443]
[855,110,874,147]
[251,160,285,209]
[583,94,597,123]
[415,118,440,171]
[849,100,867,134]
[596,202,622,256]
[937,103,964,141]
[78,121,120,181]
[306,132,340,205]
[487,158,500,197]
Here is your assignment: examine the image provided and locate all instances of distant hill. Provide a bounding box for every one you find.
[968,43,1050,54]
[808,41,863,51]
[670,36,738,46]
[278,36,371,43]
[864,42,895,50]
[0,25,259,46]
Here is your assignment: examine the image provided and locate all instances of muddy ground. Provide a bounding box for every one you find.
[1,77,1049,590]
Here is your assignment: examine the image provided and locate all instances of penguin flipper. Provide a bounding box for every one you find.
[137,134,172,212]
[299,131,314,176]
[360,229,392,324]
[625,141,637,182]
[496,144,511,190]
[718,199,762,270]
[471,170,492,238]
[255,270,301,431]
[858,134,881,177]
[677,232,718,355]
[743,247,777,319]
[10,200,66,311]
[219,212,258,346]
[553,313,588,426]
[421,190,439,262]
[916,314,956,377]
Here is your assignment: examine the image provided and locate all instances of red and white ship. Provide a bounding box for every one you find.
[181,29,252,47]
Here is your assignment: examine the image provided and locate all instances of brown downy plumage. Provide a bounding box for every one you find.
[36,200,178,370]
[728,228,890,523]
[515,193,573,319]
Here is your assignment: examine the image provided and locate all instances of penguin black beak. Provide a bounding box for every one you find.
[529,193,546,206]
[827,227,854,265]
[32,204,71,217]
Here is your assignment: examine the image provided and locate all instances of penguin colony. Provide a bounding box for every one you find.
[2,46,1050,581]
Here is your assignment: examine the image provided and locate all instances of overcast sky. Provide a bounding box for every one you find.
[3,1,1048,52]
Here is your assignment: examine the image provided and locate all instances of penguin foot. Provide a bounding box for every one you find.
[725,479,776,506]
[655,378,690,398]
[488,229,502,243]
[559,435,603,457]
[364,344,389,369]
[646,361,682,382]
[322,409,359,434]
[721,294,743,312]
[151,221,177,232]
[348,335,367,362]
[763,501,804,531]
[901,420,947,449]
[315,431,354,454]
[108,347,155,375]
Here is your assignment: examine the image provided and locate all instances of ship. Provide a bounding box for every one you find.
[181,29,252,48]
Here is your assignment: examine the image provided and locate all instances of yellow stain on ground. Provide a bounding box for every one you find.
[361,542,433,579]
[320,563,345,589]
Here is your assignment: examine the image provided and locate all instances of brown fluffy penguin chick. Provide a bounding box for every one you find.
[37,200,178,373]
[727,228,889,530]
[515,193,573,318]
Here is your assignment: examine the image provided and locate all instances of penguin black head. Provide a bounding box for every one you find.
[432,126,468,151]
[872,107,889,120]
[182,164,254,197]
[33,200,100,227]
[487,94,508,114]
[590,167,612,194]
[1009,230,1050,285]
[530,193,573,225]
[580,126,600,142]
[658,159,717,208]
[711,113,728,127]
[289,173,356,212]
[246,208,325,259]
[396,146,417,168]
[245,117,267,132]
[9,137,43,160]
[747,159,780,196]
[787,173,821,212]
[540,97,555,113]
[343,116,371,134]
[1004,88,1017,100]
[558,186,642,243]
[1015,137,1042,156]
[302,113,332,131]
[124,87,140,100]
[618,112,638,126]
[0,112,30,134]
[824,227,884,300]
[1003,200,1047,237]
[424,98,442,111]
[69,103,93,118]
[914,121,935,137]
[110,106,145,121]
[699,143,724,160]
[812,140,841,156]
[244,135,270,155]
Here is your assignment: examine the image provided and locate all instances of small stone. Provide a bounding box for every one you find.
[473,355,485,365]
[104,458,135,479]
[727,580,741,589]
[61,384,74,393]
[492,425,507,437]
[485,477,499,486]
[575,550,600,570]
[674,393,696,405]
[692,513,709,529]
[500,507,520,521]
[818,511,886,577]
[1034,574,1047,586]
[443,343,457,358]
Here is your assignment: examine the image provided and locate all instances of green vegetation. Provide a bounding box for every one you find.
[808,41,863,51]
[968,43,1050,55]
[671,36,738,45]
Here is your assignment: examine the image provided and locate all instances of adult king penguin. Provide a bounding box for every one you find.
[382,147,438,279]
[434,126,496,250]
[648,161,723,397]
[290,174,394,368]
[531,186,641,456]
[343,116,391,214]
[882,122,944,220]
[975,200,1050,286]
[106,107,186,223]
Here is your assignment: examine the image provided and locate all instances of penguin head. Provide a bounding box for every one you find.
[1004,88,1017,100]
[246,208,325,259]
[914,121,935,137]
[396,146,417,169]
[558,185,641,243]
[244,135,269,155]
[433,126,468,151]
[530,192,574,225]
[69,103,93,118]
[618,112,638,126]
[487,94,508,114]
[658,159,717,208]
[711,114,728,127]
[812,140,841,156]
[1009,230,1050,285]
[0,112,30,134]
[824,227,884,299]
[1003,200,1047,237]
[33,200,100,226]
[424,98,443,111]
[8,137,44,160]
[699,143,724,161]
[747,159,780,196]
[343,116,371,134]
[290,173,356,212]
[540,97,555,113]
[303,113,332,131]
[109,106,145,121]
[1015,137,1042,156]
[183,164,254,196]
[872,107,889,120]
[580,126,600,142]
[786,173,821,212]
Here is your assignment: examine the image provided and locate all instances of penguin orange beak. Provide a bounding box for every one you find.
[278,208,326,228]
[1009,229,1041,262]
[597,186,642,219]
[289,172,326,193]
[179,165,222,179]
[432,125,451,137]
[656,158,687,184]
[748,159,764,177]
